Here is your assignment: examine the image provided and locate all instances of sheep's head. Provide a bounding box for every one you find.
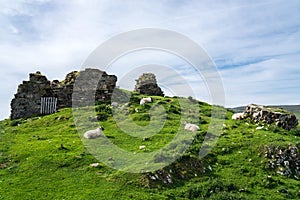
[98,126,104,131]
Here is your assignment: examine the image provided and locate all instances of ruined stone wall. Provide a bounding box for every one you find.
[243,104,298,130]
[10,72,53,120]
[51,71,79,109]
[134,73,164,96]
[10,68,117,120]
[72,68,117,106]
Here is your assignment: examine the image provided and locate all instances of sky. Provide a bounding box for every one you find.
[0,0,300,120]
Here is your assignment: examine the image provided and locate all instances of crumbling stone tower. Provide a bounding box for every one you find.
[134,73,164,96]
[10,71,53,120]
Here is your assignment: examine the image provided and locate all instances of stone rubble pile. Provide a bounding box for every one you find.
[239,104,298,130]
[264,145,300,179]
[146,157,206,186]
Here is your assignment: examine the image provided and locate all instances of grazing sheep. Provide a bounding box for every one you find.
[183,121,200,132]
[140,97,152,105]
[139,145,146,150]
[83,127,104,139]
[90,163,100,167]
[232,112,246,120]
[256,126,264,130]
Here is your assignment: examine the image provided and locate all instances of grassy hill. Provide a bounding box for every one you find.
[0,93,299,199]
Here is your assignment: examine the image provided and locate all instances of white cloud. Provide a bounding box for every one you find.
[220,58,300,107]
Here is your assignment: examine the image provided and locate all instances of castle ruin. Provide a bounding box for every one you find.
[134,73,164,96]
[10,68,117,120]
[10,70,166,120]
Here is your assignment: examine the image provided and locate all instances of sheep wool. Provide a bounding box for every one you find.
[183,122,200,132]
[140,97,152,105]
[83,127,104,139]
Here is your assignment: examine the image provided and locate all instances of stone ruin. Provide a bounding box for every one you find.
[71,68,117,106]
[263,145,300,179]
[10,70,167,120]
[10,68,117,120]
[240,104,298,130]
[134,73,164,96]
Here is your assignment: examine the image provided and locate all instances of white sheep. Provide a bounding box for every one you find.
[231,112,246,120]
[83,127,104,139]
[140,97,152,105]
[183,121,200,132]
[139,145,146,150]
[90,163,100,167]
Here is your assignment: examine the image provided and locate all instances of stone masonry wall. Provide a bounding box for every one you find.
[134,73,164,96]
[10,71,53,120]
[72,68,117,106]
[243,104,298,130]
[10,68,117,120]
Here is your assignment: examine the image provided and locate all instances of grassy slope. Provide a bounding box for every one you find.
[0,95,299,199]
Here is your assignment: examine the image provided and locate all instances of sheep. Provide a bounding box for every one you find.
[139,145,146,150]
[90,163,100,167]
[83,127,104,139]
[231,112,246,120]
[183,121,200,132]
[140,97,152,105]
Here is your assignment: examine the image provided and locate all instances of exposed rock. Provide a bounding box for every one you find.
[134,73,164,96]
[263,145,300,179]
[11,68,117,120]
[144,156,206,187]
[239,104,298,130]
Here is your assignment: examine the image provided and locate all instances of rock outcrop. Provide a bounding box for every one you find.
[145,156,206,187]
[240,104,298,130]
[134,73,164,96]
[10,68,117,120]
[264,145,300,179]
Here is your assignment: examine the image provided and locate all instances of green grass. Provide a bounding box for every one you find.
[0,94,300,199]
